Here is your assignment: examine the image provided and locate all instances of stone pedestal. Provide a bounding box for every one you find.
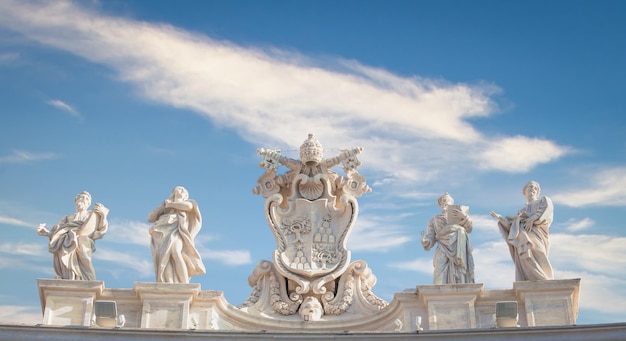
[134,282,200,329]
[38,279,103,326]
[416,283,483,330]
[515,278,580,327]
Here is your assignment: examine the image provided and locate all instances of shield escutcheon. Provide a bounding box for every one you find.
[271,198,352,279]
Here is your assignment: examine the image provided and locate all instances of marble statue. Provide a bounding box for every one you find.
[490,181,554,281]
[241,134,386,321]
[36,191,109,280]
[148,186,206,283]
[421,193,475,284]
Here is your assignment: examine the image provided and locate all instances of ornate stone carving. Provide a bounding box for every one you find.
[36,191,109,280]
[244,134,384,320]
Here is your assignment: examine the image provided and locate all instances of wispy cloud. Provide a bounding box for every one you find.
[551,233,626,274]
[107,219,151,246]
[0,150,59,164]
[553,167,626,207]
[201,249,252,266]
[94,248,153,277]
[0,214,33,227]
[47,99,80,117]
[561,217,594,232]
[478,135,571,173]
[0,0,572,184]
[0,242,46,256]
[469,214,499,232]
[0,304,41,325]
[0,52,20,64]
[389,257,432,276]
[347,217,412,252]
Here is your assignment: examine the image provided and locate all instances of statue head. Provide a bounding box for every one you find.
[74,191,92,211]
[522,181,541,201]
[169,186,189,202]
[299,133,323,166]
[437,192,454,211]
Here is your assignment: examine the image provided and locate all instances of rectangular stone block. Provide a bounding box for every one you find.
[514,278,580,327]
[38,279,103,326]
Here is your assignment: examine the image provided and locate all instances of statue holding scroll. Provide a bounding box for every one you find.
[37,191,109,280]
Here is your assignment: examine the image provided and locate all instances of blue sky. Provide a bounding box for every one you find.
[0,0,625,326]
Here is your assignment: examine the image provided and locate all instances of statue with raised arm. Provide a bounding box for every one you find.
[36,191,109,280]
[490,181,554,281]
[421,193,475,284]
[148,186,206,284]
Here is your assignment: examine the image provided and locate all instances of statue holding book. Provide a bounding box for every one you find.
[421,192,475,284]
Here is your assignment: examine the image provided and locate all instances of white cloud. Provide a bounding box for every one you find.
[0,52,19,64]
[107,219,151,246]
[472,240,517,289]
[0,0,570,183]
[47,99,80,117]
[0,242,46,256]
[552,167,626,207]
[347,217,412,252]
[550,233,626,274]
[0,305,41,325]
[0,150,59,164]
[94,248,153,277]
[478,135,571,173]
[469,214,499,232]
[201,249,252,266]
[0,214,33,227]
[0,255,52,275]
[561,217,594,232]
[389,257,433,276]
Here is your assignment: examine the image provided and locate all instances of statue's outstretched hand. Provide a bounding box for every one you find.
[36,223,50,236]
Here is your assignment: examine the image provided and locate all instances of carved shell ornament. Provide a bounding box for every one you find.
[298,177,324,200]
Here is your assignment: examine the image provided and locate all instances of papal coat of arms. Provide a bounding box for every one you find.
[240,134,387,321]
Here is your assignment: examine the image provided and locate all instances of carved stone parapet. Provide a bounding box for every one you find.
[240,260,387,321]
